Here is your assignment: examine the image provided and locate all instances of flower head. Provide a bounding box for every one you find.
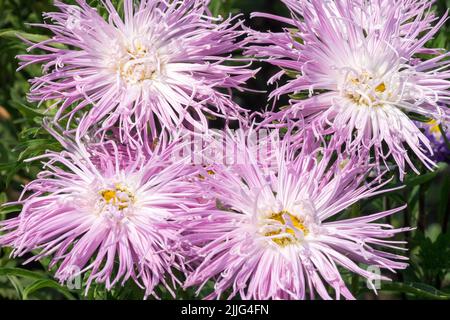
[418,119,450,163]
[0,129,204,298]
[20,0,256,141]
[247,0,450,179]
[183,132,409,300]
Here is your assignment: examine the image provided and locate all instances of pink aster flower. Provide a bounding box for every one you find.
[247,0,450,179]
[0,129,205,298]
[183,132,410,300]
[19,0,256,141]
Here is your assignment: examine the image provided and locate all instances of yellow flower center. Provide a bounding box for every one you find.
[99,184,135,211]
[425,119,443,140]
[344,72,388,107]
[264,210,309,247]
[118,41,162,85]
[375,82,386,93]
[197,169,216,180]
[427,119,441,134]
[101,190,116,202]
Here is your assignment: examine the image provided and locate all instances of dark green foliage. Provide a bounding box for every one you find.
[0,0,449,300]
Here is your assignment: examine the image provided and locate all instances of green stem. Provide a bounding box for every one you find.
[439,124,450,149]
[417,184,426,232]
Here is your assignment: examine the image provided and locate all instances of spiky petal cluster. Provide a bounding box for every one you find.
[19,0,256,141]
[247,0,450,179]
[183,132,409,300]
[0,131,206,298]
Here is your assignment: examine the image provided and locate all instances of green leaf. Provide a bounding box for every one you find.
[405,163,448,187]
[0,192,7,204]
[0,204,22,215]
[23,279,76,300]
[6,275,24,299]
[0,29,65,49]
[407,112,432,123]
[288,30,303,44]
[284,69,300,79]
[382,282,450,300]
[0,279,20,300]
[0,267,44,280]
[14,102,46,118]
[209,0,223,16]
[0,267,77,300]
[0,28,49,43]
[4,162,26,187]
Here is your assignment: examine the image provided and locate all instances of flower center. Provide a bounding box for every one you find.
[426,119,443,140]
[118,41,163,85]
[263,210,309,247]
[98,183,135,214]
[342,71,388,107]
[197,168,216,180]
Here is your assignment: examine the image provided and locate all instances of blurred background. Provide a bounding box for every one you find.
[0,0,449,300]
